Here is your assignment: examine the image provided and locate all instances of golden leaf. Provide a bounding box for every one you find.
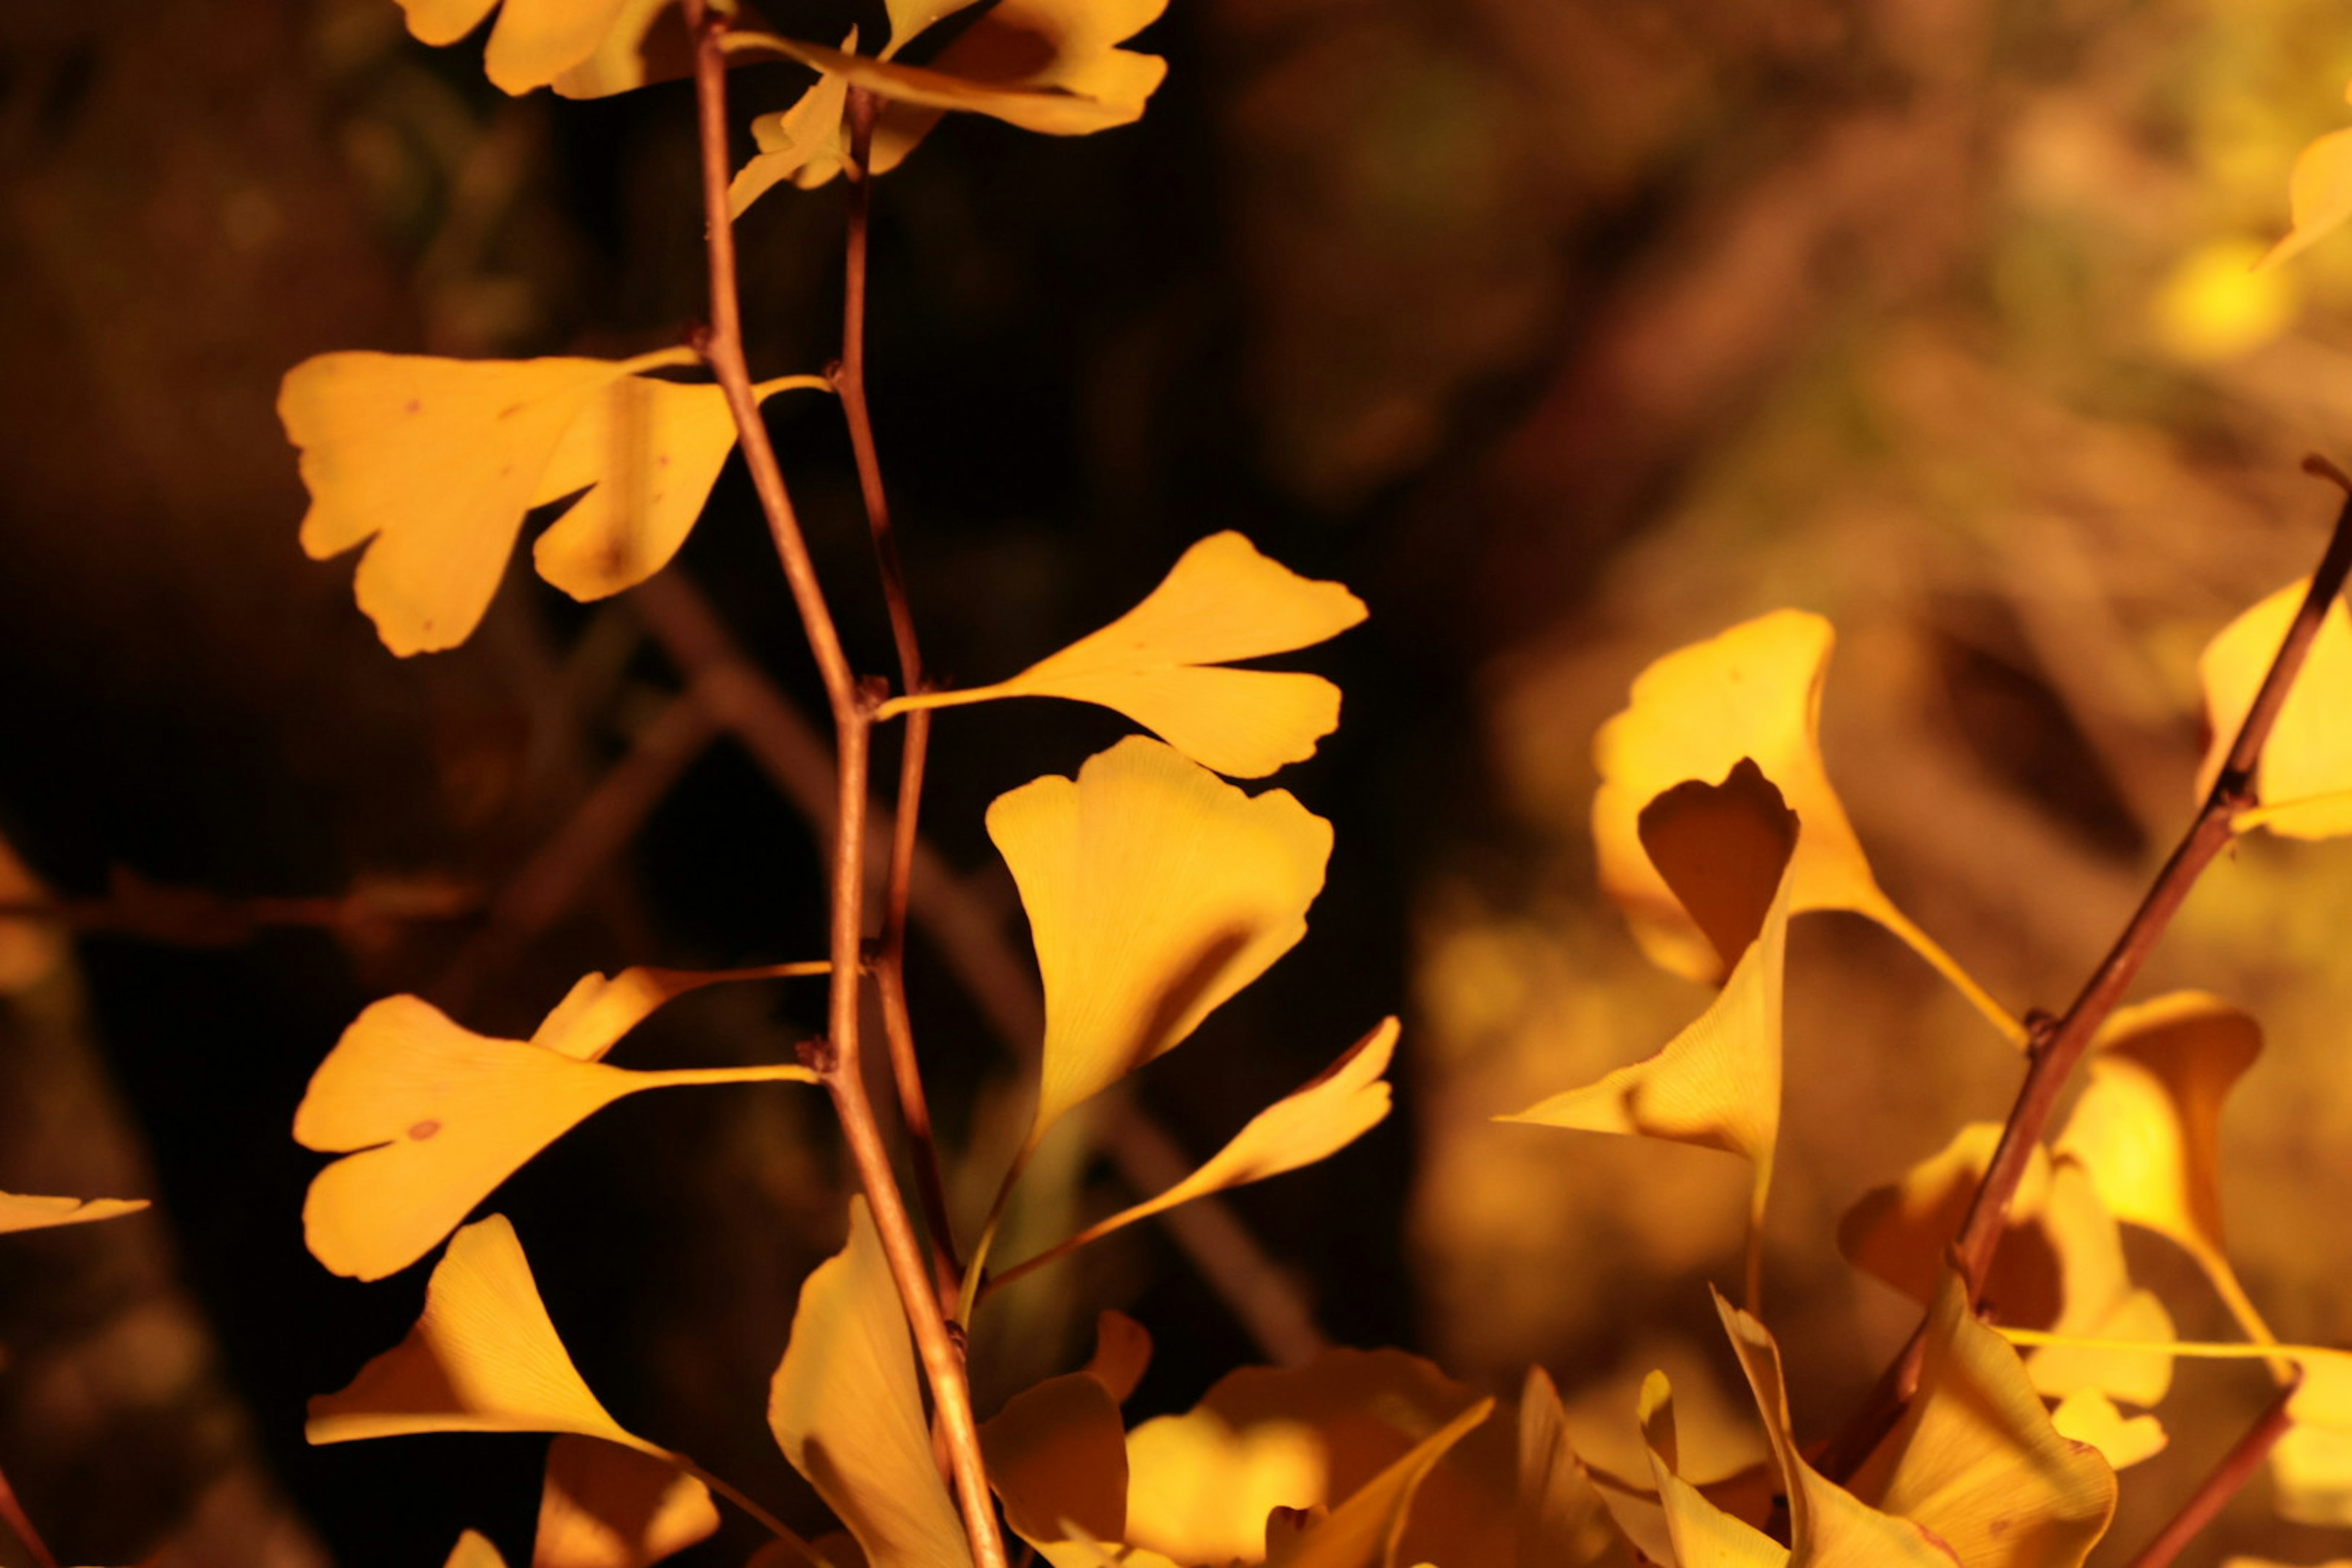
[308,1213,639,1447]
[1518,1368,1641,1568]
[296,967,820,1281]
[981,1370,1128,1558]
[2046,1390,2166,1473]
[448,1531,511,1568]
[0,1191,149,1235]
[1082,1310,1152,1404]
[988,737,1332,1150]
[2196,579,2352,837]
[396,0,654,96]
[1593,611,2014,1036]
[536,1436,720,1568]
[1506,761,1798,1305]
[730,56,859,213]
[2264,127,2352,270]
[888,533,1368,778]
[1849,1275,2116,1568]
[1259,1400,1493,1568]
[1637,1373,1787,1568]
[771,1198,973,1568]
[991,1020,1396,1292]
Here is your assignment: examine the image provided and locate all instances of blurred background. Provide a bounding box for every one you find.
[8,0,2352,1561]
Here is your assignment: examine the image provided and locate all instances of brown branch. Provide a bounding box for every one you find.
[680,11,1006,1564]
[0,1461,60,1568]
[628,572,1330,1365]
[1823,461,2352,1480]
[2122,1374,2301,1568]
[836,82,959,1295]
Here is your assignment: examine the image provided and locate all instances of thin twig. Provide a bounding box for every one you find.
[628,573,1330,1365]
[1822,461,2352,1480]
[0,1462,60,1568]
[836,81,960,1294]
[679,11,1007,1563]
[2121,1374,2301,1568]
[0,881,476,945]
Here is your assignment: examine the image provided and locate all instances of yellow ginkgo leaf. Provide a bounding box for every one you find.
[2048,1390,2166,1472]
[989,736,1333,1148]
[2276,1349,2352,1526]
[730,50,859,213]
[887,533,1367,778]
[296,966,821,1281]
[448,1531,511,1568]
[980,1370,1129,1559]
[1084,1309,1152,1404]
[2051,991,2271,1340]
[397,0,649,96]
[1594,611,2014,1037]
[1849,1275,2116,1568]
[1261,1400,1494,1568]
[2264,127,2352,270]
[2196,579,2352,837]
[1519,1368,1642,1568]
[0,1191,149,1235]
[1125,1408,1325,1564]
[1637,1373,1787,1568]
[989,1019,1396,1294]
[536,1436,720,1568]
[1507,760,1797,1306]
[771,1197,973,1568]
[308,1213,639,1448]
[1712,1296,1964,1568]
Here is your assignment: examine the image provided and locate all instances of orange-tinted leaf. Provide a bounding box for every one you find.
[308,1213,639,1447]
[1519,1368,1642,1568]
[536,1436,720,1568]
[2047,1390,2166,1472]
[731,60,859,212]
[2264,127,2352,269]
[448,1531,511,1568]
[1594,612,2014,1036]
[1083,1310,1152,1404]
[2197,580,2352,837]
[889,533,1367,778]
[988,737,1332,1148]
[1261,1400,1494,1568]
[396,0,647,95]
[0,1191,149,1235]
[770,1198,972,1568]
[981,1370,1128,1553]
[296,970,818,1281]
[1637,1373,1787,1568]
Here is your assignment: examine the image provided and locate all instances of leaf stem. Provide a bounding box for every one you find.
[680,12,1007,1566]
[837,81,962,1297]
[2119,1374,2300,1568]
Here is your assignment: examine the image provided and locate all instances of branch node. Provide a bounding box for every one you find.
[2303,451,2352,494]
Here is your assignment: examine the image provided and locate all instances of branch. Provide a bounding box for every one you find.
[679,11,1008,1564]
[2122,1374,2301,1568]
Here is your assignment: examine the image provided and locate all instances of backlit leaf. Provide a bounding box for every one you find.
[731,59,859,213]
[1125,1409,1325,1564]
[2196,579,2352,837]
[981,1370,1128,1559]
[397,0,645,96]
[889,533,1368,778]
[307,1213,638,1447]
[1518,1368,1642,1568]
[1261,1400,1494,1568]
[536,1436,720,1568]
[296,967,819,1281]
[1849,1275,2116,1568]
[2263,127,2352,270]
[771,1198,973,1568]
[1637,1373,1787,1568]
[0,1191,149,1235]
[2046,1390,2165,1472]
[1593,611,2014,1037]
[1084,1310,1152,1404]
[1506,761,1797,1305]
[988,736,1332,1150]
[449,1531,510,1568]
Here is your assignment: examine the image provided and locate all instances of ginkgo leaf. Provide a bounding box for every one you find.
[308,1212,639,1447]
[1084,1309,1152,1404]
[1125,1409,1325,1564]
[0,1191,149,1235]
[1593,611,2015,1038]
[981,1370,1129,1558]
[730,50,859,212]
[988,736,1333,1150]
[2047,1390,2166,1472]
[1638,1372,1789,1568]
[1506,761,1797,1306]
[396,0,649,95]
[2277,1352,2352,1525]
[771,1197,973,1568]
[1260,1400,1494,1568]
[449,1531,511,1568]
[282,350,820,655]
[296,966,821,1281]
[989,1019,1396,1293]
[2264,127,2352,270]
[536,1436,720,1568]
[1712,1296,1964,1568]
[2196,579,2352,837]
[1520,1368,1642,1568]
[1848,1275,2116,1568]
[887,533,1368,778]
[2051,991,2272,1340]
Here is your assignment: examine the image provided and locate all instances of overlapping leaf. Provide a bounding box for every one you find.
[982,1369,1130,1566]
[1636,1373,1789,1568]
[771,1197,973,1568]
[0,1191,149,1235]
[888,533,1368,778]
[1594,611,2014,1036]
[1260,1400,1493,1568]
[296,965,820,1281]
[2196,579,2352,837]
[282,350,823,655]
[2265,116,2352,270]
[448,1532,511,1568]
[1518,1368,1642,1568]
[308,1212,641,1447]
[988,736,1332,1151]
[1506,760,1798,1303]
[2046,1390,2166,1472]
[537,1436,720,1568]
[395,0,643,95]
